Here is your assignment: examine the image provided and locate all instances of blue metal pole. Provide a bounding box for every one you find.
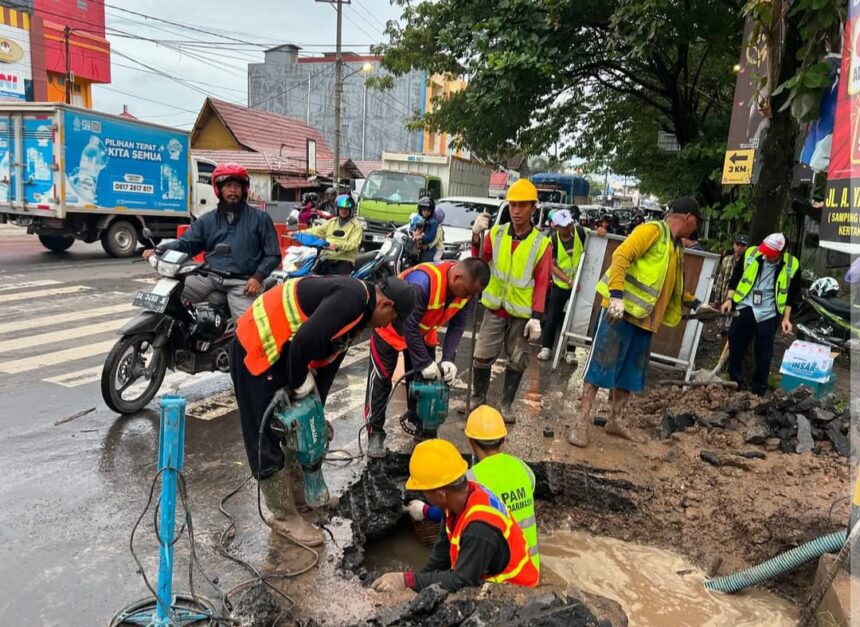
[155,395,186,624]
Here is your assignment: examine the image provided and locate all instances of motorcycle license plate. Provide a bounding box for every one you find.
[371,234,387,243]
[133,278,178,313]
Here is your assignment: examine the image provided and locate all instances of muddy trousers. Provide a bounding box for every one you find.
[541,285,571,350]
[230,339,343,479]
[364,331,434,436]
[727,307,778,396]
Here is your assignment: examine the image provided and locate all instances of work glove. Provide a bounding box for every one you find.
[472,212,491,235]
[371,572,406,593]
[439,361,458,384]
[421,362,442,381]
[292,373,316,399]
[606,297,625,323]
[404,500,426,521]
[524,318,542,342]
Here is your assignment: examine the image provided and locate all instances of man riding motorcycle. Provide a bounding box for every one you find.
[305,194,364,275]
[318,187,337,214]
[409,196,443,263]
[143,162,281,322]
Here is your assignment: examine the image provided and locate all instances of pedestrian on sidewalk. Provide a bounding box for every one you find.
[537,208,605,366]
[721,232,800,395]
[404,405,540,571]
[567,197,710,448]
[230,275,414,546]
[371,439,538,594]
[467,179,552,424]
[364,258,490,458]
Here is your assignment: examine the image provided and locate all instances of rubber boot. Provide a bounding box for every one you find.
[500,368,523,424]
[471,365,491,406]
[367,430,386,459]
[259,469,325,547]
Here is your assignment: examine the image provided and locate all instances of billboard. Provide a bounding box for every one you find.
[0,23,31,101]
[820,1,860,254]
[63,110,190,212]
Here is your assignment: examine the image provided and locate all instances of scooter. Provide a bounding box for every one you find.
[352,223,420,281]
[101,242,237,414]
[264,231,332,289]
[795,288,860,352]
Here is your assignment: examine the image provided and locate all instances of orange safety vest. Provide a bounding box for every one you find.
[444,481,539,587]
[236,278,368,375]
[375,261,470,350]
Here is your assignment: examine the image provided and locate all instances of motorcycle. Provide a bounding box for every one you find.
[264,231,332,288]
[352,223,420,281]
[795,288,860,353]
[101,242,238,414]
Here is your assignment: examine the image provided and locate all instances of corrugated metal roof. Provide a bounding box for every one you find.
[489,171,508,188]
[275,176,316,189]
[201,98,334,164]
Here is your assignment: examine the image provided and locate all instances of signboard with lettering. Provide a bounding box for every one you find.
[820,1,860,254]
[721,149,755,184]
[0,24,30,101]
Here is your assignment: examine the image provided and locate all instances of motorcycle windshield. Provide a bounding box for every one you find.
[291,232,329,248]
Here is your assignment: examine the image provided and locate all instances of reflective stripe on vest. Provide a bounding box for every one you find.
[374,261,470,350]
[551,230,584,290]
[732,248,799,315]
[236,278,367,375]
[481,224,550,318]
[595,221,677,323]
[465,453,540,569]
[445,482,539,587]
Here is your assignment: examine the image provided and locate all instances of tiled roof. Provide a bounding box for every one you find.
[192,149,306,174]
[489,171,508,188]
[201,98,334,163]
[353,160,382,177]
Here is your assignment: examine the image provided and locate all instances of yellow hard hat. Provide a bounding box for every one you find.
[506,179,538,203]
[464,404,508,440]
[405,439,468,491]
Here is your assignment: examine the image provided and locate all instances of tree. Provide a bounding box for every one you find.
[376,0,743,206]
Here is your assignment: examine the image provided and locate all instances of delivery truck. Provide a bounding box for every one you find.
[357,151,492,248]
[0,103,217,257]
[530,172,590,206]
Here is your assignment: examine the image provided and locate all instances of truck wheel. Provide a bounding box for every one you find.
[101,220,139,258]
[38,234,75,252]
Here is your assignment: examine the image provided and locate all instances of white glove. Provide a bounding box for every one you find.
[371,572,406,593]
[606,297,625,323]
[472,212,491,235]
[439,361,457,384]
[292,373,316,399]
[524,318,541,342]
[405,500,426,521]
[421,362,441,380]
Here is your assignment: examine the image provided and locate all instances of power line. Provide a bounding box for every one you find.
[329,3,380,45]
[95,84,200,114]
[352,0,389,30]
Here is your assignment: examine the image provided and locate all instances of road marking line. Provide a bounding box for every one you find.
[0,285,92,303]
[0,303,133,335]
[0,339,116,373]
[44,365,103,387]
[0,279,62,292]
[0,319,126,352]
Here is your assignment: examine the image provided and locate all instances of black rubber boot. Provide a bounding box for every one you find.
[367,430,386,459]
[471,365,491,406]
[500,368,524,424]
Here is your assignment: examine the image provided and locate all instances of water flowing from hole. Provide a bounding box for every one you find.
[542,531,797,627]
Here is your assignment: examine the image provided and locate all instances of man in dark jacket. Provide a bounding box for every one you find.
[720,232,801,395]
[144,163,280,321]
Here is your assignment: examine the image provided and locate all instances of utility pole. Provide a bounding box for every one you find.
[64,26,71,104]
[333,0,343,192]
[362,80,367,161]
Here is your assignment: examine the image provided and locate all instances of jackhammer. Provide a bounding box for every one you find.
[399,377,450,439]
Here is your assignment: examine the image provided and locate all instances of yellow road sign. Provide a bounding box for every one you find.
[722,149,755,185]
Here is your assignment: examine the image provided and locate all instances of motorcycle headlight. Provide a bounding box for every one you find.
[148,255,159,269]
[157,260,181,277]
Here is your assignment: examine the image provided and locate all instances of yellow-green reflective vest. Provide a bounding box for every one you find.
[482,224,550,318]
[552,228,585,290]
[596,221,684,327]
[732,247,799,314]
[466,452,540,570]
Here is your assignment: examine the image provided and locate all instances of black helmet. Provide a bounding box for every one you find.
[325,187,337,199]
[418,196,435,213]
[733,232,750,246]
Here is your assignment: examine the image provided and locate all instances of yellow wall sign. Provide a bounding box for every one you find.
[721,149,755,185]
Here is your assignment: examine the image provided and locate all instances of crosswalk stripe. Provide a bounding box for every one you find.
[0,319,126,352]
[0,279,62,292]
[0,285,92,303]
[0,303,133,335]
[0,339,116,373]
[44,365,103,388]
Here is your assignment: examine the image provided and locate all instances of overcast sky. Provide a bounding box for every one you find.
[92,0,403,129]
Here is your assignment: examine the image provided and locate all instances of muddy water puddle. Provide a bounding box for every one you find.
[362,519,432,576]
[542,531,797,626]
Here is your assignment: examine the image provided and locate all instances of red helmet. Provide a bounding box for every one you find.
[211,163,250,199]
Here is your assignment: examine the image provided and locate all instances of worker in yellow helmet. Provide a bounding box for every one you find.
[468,179,552,424]
[404,405,540,570]
[371,439,539,594]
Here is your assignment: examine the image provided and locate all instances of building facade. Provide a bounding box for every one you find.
[248,44,426,162]
[0,1,110,106]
